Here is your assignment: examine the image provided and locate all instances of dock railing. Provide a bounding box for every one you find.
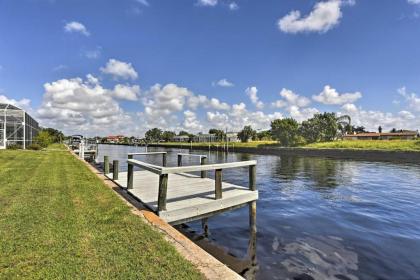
[127,151,167,167]
[177,153,208,178]
[127,157,257,212]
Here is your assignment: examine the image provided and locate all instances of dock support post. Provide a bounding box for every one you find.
[200,157,207,178]
[162,153,167,167]
[158,174,168,211]
[177,154,182,166]
[127,162,133,190]
[215,169,222,199]
[128,154,133,160]
[113,160,119,180]
[249,165,256,191]
[202,218,209,237]
[104,156,109,174]
[248,201,257,266]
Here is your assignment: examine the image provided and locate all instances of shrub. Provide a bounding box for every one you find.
[6,144,21,150]
[27,143,42,150]
[34,131,54,148]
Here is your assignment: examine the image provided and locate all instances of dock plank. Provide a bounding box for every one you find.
[107,170,258,224]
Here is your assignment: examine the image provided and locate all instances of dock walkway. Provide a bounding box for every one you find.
[108,170,258,224]
[104,152,258,225]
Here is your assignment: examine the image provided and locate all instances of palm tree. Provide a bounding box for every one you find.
[336,115,352,138]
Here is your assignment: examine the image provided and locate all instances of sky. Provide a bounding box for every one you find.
[1,0,420,136]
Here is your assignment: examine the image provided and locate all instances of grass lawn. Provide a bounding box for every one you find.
[157,140,420,152]
[0,145,203,279]
[304,140,420,151]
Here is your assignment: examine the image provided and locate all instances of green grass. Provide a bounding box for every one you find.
[305,140,420,151]
[0,147,203,279]
[158,140,420,152]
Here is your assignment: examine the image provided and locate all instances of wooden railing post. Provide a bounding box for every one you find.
[104,156,109,174]
[127,162,133,190]
[158,174,168,211]
[215,169,222,199]
[200,157,207,178]
[248,200,257,266]
[128,154,133,159]
[113,160,119,180]
[249,165,256,191]
[177,154,182,167]
[162,153,167,167]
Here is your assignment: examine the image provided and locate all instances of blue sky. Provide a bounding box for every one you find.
[1,0,420,136]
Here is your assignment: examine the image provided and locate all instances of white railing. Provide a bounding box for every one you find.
[126,155,257,212]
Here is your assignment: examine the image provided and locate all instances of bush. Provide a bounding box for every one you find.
[6,144,21,150]
[27,144,42,150]
[34,131,54,148]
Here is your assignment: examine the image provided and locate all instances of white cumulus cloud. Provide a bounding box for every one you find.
[246,86,264,109]
[100,59,138,80]
[112,84,140,101]
[398,87,420,112]
[213,78,234,87]
[408,0,420,5]
[64,21,90,36]
[278,0,354,34]
[197,0,218,6]
[272,88,311,108]
[0,95,31,110]
[229,2,239,10]
[183,110,203,130]
[37,75,136,135]
[313,85,362,105]
[340,104,420,131]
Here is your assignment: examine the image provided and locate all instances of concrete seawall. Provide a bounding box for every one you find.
[149,144,420,164]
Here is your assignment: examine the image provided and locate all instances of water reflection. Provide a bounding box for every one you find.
[97,145,420,280]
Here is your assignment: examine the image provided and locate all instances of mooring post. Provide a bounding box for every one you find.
[249,165,256,191]
[113,160,119,180]
[104,155,109,174]
[158,174,168,211]
[177,154,182,167]
[248,200,257,266]
[215,169,222,199]
[162,153,167,167]
[200,156,207,178]
[202,218,209,238]
[127,162,133,190]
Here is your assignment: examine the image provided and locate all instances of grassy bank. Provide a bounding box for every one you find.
[154,140,420,152]
[305,140,420,151]
[0,145,203,279]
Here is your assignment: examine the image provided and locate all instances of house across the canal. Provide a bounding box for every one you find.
[343,131,418,140]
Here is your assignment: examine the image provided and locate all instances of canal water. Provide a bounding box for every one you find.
[97,144,420,280]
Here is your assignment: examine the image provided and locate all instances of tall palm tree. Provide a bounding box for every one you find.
[336,115,352,138]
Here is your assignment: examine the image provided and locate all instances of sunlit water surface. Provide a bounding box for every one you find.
[97,144,420,280]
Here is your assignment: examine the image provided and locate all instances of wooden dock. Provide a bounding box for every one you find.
[108,170,258,224]
[103,152,258,267]
[105,152,258,225]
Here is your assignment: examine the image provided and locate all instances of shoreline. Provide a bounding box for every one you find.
[145,143,420,164]
[74,149,245,279]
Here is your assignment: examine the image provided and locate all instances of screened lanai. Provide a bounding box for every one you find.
[0,103,40,149]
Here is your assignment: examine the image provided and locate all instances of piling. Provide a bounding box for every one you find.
[113,160,119,180]
[104,156,109,174]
